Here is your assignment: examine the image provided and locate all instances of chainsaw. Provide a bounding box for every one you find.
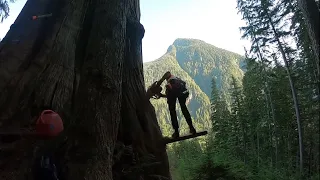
[147,81,163,99]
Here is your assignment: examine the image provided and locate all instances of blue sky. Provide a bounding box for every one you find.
[0,0,250,62]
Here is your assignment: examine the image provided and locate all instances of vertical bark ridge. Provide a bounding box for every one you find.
[67,1,127,179]
[72,0,94,115]
[118,2,171,178]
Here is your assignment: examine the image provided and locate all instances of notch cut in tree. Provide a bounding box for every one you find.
[163,131,208,144]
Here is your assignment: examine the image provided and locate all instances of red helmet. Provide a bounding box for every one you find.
[35,110,64,137]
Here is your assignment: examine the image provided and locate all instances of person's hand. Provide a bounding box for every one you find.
[152,94,161,99]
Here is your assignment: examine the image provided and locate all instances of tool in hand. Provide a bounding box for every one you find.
[147,81,163,99]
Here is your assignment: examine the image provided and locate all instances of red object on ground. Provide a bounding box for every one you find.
[35,110,64,137]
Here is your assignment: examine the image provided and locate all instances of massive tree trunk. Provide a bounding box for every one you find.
[0,0,171,179]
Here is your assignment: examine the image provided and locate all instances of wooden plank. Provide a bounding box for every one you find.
[163,131,208,144]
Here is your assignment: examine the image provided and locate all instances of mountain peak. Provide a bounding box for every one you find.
[173,38,207,47]
[166,44,177,54]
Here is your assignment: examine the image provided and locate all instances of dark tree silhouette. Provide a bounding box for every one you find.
[0,0,171,179]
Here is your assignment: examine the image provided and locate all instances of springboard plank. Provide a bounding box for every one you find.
[163,131,208,144]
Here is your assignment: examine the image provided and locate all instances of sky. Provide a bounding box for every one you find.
[0,0,251,62]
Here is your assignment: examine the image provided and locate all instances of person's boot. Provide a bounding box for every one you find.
[189,126,196,135]
[172,130,180,138]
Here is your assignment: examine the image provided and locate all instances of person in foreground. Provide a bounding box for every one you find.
[0,109,64,180]
[148,71,196,138]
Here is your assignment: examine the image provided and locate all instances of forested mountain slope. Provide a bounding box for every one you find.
[143,38,245,136]
[172,38,245,98]
[144,52,211,136]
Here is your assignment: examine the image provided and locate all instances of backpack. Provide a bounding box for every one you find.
[33,153,60,180]
[168,77,187,93]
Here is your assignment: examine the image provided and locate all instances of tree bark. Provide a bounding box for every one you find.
[266,11,304,176]
[0,0,171,179]
[256,44,278,166]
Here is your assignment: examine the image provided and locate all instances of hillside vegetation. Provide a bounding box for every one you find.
[142,0,320,179]
[173,38,246,98]
[143,38,245,137]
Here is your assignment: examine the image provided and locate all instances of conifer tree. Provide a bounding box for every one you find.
[210,77,231,151]
[296,0,319,74]
[0,0,13,22]
[237,0,304,174]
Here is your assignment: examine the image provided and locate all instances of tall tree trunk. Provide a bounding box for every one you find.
[266,82,278,165]
[257,131,260,167]
[254,34,279,167]
[261,59,278,167]
[266,11,304,176]
[297,0,320,76]
[0,0,171,179]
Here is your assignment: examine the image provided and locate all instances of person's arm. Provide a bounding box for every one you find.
[157,77,166,86]
[159,93,166,98]
[157,71,171,86]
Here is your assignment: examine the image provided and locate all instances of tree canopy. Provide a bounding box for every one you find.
[0,0,14,22]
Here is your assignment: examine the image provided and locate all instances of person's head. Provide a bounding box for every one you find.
[164,71,172,80]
